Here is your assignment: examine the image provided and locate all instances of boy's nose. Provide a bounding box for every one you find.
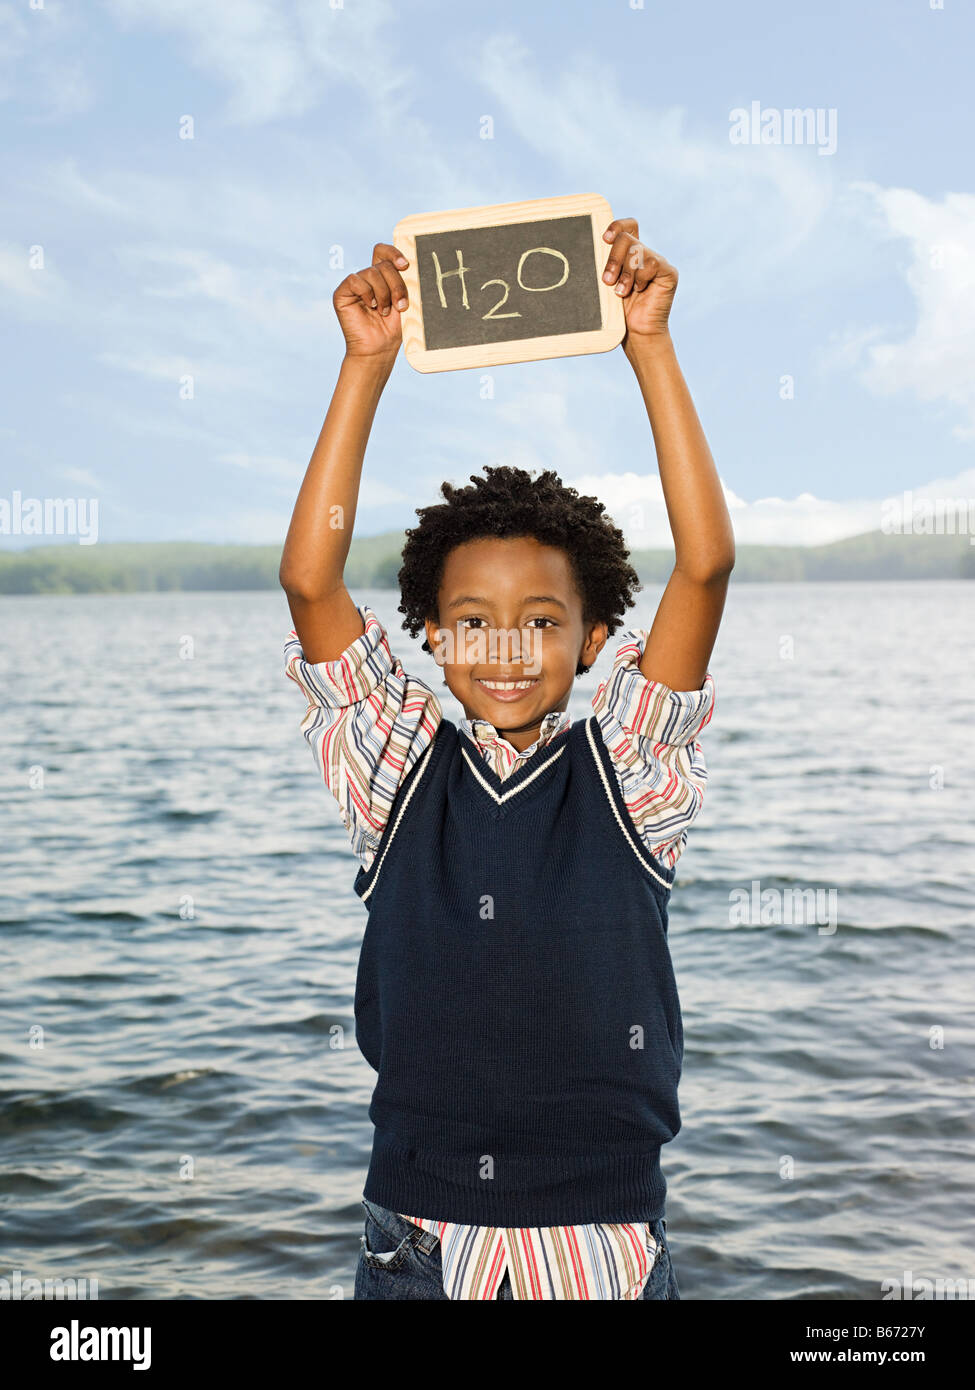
[484,627,542,665]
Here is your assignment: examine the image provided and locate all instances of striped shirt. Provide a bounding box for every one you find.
[285,602,714,1299]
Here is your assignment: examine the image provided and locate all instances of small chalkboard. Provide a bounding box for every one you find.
[393,194,625,373]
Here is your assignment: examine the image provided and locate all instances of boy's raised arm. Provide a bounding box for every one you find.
[602,216,736,694]
[279,242,411,663]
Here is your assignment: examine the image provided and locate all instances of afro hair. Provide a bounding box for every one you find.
[397,464,642,678]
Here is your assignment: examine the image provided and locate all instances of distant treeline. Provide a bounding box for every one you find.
[1,529,973,594]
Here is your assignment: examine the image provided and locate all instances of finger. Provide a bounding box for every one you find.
[603,216,639,243]
[372,257,410,314]
[345,271,382,312]
[631,247,675,296]
[606,232,642,295]
[601,217,640,286]
[373,242,410,311]
[622,243,659,296]
[356,264,394,315]
[373,241,410,271]
[613,237,663,298]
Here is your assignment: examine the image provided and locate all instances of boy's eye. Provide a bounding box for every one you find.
[458,617,555,629]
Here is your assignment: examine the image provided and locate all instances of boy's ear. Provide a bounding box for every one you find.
[584,622,609,665]
[425,618,444,663]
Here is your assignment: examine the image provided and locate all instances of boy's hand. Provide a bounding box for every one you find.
[334,242,411,360]
[602,218,678,348]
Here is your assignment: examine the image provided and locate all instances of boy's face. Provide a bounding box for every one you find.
[424,535,607,752]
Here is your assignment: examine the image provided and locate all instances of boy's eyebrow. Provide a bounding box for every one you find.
[445,594,569,612]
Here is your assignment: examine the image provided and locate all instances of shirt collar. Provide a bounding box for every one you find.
[460,707,570,757]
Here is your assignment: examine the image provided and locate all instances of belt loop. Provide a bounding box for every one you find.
[411,1227,440,1255]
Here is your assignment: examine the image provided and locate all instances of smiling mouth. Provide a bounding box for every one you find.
[475,677,540,701]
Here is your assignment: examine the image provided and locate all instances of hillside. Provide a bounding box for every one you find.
[1,528,972,594]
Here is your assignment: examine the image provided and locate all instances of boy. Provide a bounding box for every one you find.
[280,216,735,1299]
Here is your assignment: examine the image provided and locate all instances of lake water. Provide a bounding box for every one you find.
[1,582,973,1299]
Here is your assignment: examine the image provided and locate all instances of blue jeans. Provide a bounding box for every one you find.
[353,1197,681,1300]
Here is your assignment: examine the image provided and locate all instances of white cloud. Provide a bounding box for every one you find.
[192,465,975,549]
[42,157,394,272]
[112,245,334,337]
[401,362,633,501]
[177,505,296,543]
[97,349,265,393]
[559,467,975,548]
[104,0,405,126]
[830,184,975,438]
[357,478,410,507]
[106,0,313,124]
[58,466,103,490]
[472,34,835,315]
[59,391,239,449]
[217,452,301,480]
[0,241,65,306]
[0,1,93,121]
[216,453,408,505]
[7,0,969,554]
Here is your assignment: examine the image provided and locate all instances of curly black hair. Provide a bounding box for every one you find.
[397,465,642,678]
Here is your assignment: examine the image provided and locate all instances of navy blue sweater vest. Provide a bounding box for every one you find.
[352,712,684,1227]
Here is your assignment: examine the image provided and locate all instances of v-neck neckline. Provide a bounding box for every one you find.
[459,720,575,806]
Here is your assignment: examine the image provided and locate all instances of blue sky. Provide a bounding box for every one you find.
[2,0,974,549]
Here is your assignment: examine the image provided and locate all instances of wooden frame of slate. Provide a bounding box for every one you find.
[392,193,625,373]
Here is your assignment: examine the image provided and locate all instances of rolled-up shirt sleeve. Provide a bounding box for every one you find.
[284,604,442,867]
[591,627,714,872]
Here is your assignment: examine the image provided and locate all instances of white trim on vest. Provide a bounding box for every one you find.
[460,742,568,804]
[583,716,674,892]
[359,737,437,904]
[362,716,673,904]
